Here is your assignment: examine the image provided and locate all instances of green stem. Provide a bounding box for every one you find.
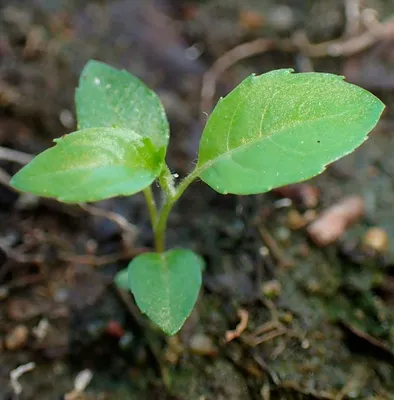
[143,186,158,228]
[154,167,200,253]
[158,164,175,198]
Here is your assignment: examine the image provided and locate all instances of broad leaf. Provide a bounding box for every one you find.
[128,249,203,335]
[76,60,169,155]
[197,69,385,194]
[10,127,162,203]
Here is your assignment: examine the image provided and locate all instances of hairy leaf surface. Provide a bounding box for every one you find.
[197,70,385,194]
[128,249,203,335]
[76,60,169,158]
[11,127,161,202]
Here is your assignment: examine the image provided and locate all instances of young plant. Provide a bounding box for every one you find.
[10,60,384,335]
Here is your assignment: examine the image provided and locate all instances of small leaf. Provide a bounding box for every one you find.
[114,268,129,290]
[76,60,169,152]
[128,249,203,335]
[197,69,385,195]
[10,127,162,203]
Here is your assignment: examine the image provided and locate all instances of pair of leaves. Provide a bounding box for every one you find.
[11,63,385,201]
[11,61,169,202]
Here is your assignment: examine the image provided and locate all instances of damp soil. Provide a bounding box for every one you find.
[1,0,394,399]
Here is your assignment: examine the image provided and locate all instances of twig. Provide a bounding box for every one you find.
[79,203,138,249]
[343,0,362,37]
[10,362,36,395]
[225,308,249,342]
[200,38,274,117]
[58,249,144,266]
[0,146,34,189]
[200,12,394,115]
[0,146,33,165]
[258,226,295,268]
[65,369,93,400]
[0,168,14,189]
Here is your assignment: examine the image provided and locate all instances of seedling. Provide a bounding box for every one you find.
[10,60,384,335]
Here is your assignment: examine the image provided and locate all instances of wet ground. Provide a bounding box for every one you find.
[1,0,394,399]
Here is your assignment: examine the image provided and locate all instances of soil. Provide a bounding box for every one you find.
[1,0,394,399]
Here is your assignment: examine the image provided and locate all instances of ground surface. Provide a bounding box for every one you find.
[1,0,394,399]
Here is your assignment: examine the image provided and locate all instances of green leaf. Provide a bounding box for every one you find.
[10,127,162,203]
[197,69,385,195]
[76,60,169,152]
[114,268,129,290]
[128,249,203,335]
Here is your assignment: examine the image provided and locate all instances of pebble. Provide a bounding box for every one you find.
[307,196,364,246]
[273,183,319,208]
[268,5,295,33]
[275,226,291,243]
[239,10,264,30]
[5,325,29,350]
[363,227,389,253]
[105,320,125,338]
[287,209,307,230]
[189,333,218,356]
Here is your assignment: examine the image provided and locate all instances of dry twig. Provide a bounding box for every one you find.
[200,9,394,115]
[79,203,138,249]
[225,308,249,342]
[258,226,295,268]
[10,362,36,395]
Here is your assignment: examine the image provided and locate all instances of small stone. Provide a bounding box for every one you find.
[189,333,218,356]
[275,227,290,243]
[239,10,264,30]
[105,321,125,338]
[362,227,389,253]
[164,336,184,364]
[262,280,281,299]
[307,196,364,246]
[273,183,319,208]
[5,325,29,350]
[287,209,306,230]
[268,5,295,32]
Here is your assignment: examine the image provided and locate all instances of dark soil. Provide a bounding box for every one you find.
[1,0,394,399]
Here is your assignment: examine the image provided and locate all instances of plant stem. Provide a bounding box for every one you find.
[143,187,158,228]
[158,165,175,198]
[154,167,200,253]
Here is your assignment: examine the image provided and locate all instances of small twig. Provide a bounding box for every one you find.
[247,327,287,346]
[200,13,394,115]
[288,16,394,57]
[10,362,36,395]
[200,38,274,117]
[0,168,14,189]
[225,308,249,342]
[58,249,144,266]
[0,146,33,165]
[79,203,138,248]
[258,226,295,268]
[65,369,93,400]
[343,0,362,37]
